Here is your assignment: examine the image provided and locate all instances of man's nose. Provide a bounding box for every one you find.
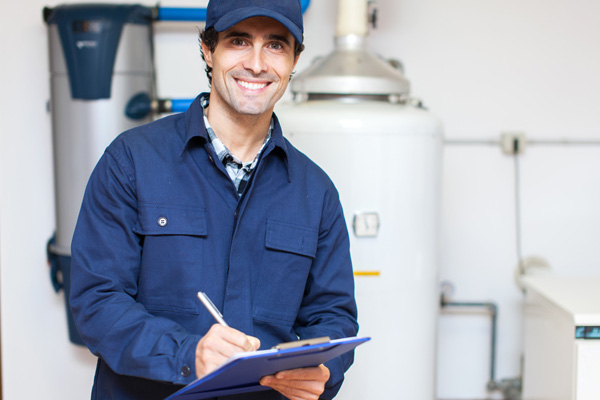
[244,47,268,75]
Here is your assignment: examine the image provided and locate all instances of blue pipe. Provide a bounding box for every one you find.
[157,7,207,22]
[301,0,311,13]
[170,99,194,113]
[157,0,311,22]
[125,94,195,116]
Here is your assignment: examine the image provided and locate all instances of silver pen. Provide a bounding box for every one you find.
[197,291,229,327]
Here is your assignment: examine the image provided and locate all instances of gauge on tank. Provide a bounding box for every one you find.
[352,212,380,237]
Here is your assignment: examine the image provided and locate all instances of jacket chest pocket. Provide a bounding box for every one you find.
[254,219,318,326]
[133,203,210,316]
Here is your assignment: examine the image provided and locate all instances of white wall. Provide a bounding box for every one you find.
[2,0,600,399]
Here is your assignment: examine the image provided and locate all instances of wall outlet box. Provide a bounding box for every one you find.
[501,132,527,155]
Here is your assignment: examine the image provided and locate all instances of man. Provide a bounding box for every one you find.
[70,0,358,399]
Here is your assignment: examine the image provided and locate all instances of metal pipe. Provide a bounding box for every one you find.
[440,297,499,387]
[445,138,600,147]
[444,139,500,146]
[527,139,600,146]
[155,0,312,22]
[336,0,368,37]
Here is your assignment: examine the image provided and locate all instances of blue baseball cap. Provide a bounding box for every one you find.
[205,0,304,44]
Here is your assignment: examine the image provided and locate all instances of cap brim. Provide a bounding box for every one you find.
[212,7,303,44]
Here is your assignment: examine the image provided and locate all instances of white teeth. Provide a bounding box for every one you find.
[237,80,267,90]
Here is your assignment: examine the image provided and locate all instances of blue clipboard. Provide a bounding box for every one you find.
[165,336,370,400]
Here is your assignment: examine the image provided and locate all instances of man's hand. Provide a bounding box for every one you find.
[259,364,330,400]
[195,324,260,378]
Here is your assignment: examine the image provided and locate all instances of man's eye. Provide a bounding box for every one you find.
[269,42,283,50]
[232,39,245,46]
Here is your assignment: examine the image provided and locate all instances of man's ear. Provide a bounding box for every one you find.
[201,40,213,68]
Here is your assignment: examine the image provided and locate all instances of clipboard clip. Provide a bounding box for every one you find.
[272,336,331,350]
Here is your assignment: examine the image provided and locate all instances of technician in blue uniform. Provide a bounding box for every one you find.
[70,1,358,399]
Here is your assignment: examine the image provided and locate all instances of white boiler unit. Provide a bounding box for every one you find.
[521,275,600,400]
[276,1,443,399]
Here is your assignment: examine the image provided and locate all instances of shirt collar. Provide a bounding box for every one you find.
[201,97,272,167]
[182,93,292,181]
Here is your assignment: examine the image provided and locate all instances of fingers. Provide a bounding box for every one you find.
[195,324,261,378]
[273,365,330,382]
[260,365,330,400]
[246,334,261,351]
[205,324,260,353]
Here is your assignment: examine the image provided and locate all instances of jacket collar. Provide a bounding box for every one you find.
[182,93,292,182]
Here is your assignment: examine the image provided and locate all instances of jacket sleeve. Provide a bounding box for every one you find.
[70,144,202,385]
[294,183,359,400]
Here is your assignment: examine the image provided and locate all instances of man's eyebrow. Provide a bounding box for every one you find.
[222,31,251,40]
[267,34,292,46]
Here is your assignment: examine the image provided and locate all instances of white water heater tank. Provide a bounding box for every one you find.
[276,5,443,397]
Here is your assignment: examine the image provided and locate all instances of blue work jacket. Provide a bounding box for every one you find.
[70,94,359,400]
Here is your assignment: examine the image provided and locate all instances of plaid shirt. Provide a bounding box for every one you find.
[200,96,273,196]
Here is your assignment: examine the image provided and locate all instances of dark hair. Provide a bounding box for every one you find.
[199,27,305,85]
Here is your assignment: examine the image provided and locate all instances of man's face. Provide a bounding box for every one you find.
[202,17,299,117]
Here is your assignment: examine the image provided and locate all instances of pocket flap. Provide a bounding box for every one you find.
[265,219,318,258]
[135,203,207,236]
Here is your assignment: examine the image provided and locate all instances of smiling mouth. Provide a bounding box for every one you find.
[236,79,269,90]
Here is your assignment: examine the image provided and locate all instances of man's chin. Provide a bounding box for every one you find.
[233,102,272,116]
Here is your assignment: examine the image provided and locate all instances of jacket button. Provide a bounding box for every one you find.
[158,217,167,227]
[180,365,191,377]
